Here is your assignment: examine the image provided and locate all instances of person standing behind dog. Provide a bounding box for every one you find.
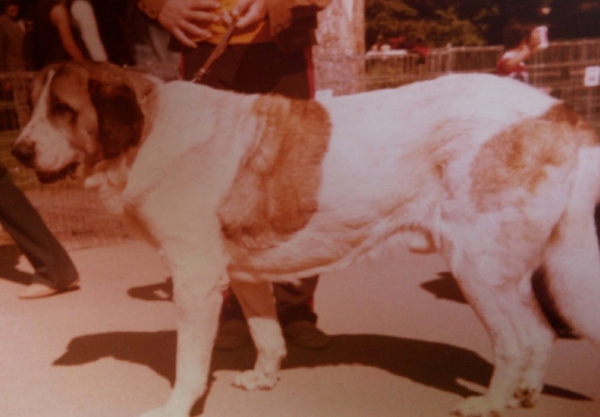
[136,0,332,350]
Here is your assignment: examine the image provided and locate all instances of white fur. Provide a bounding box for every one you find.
[14,65,600,417]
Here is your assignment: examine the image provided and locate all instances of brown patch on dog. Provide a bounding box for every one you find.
[46,62,157,163]
[218,95,331,250]
[540,103,599,146]
[470,105,582,212]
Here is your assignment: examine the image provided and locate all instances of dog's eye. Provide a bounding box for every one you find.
[51,102,78,123]
[53,102,74,116]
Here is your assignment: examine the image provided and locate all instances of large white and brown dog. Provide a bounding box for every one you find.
[12,61,600,417]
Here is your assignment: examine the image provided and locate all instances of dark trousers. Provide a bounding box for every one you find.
[181,42,313,98]
[181,42,318,325]
[0,165,78,288]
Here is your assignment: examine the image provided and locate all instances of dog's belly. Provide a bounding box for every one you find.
[229,183,438,281]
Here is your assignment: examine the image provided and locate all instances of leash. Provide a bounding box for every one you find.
[192,17,238,83]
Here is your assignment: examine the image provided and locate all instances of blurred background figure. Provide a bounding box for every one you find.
[369,33,391,52]
[0,0,26,71]
[0,0,29,127]
[28,0,86,69]
[496,22,548,83]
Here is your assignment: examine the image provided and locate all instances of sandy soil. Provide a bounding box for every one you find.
[0,240,598,417]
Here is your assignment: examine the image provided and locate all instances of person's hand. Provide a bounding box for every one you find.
[529,26,549,52]
[157,0,224,48]
[229,0,267,29]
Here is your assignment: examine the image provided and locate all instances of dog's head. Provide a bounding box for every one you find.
[12,61,157,183]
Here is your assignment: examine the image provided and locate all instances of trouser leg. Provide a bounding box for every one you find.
[273,276,318,326]
[220,276,319,326]
[0,165,78,288]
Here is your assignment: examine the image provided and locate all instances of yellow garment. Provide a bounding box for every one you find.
[205,0,273,44]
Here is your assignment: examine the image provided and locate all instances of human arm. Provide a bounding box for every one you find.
[137,0,222,48]
[70,0,108,61]
[49,3,86,61]
[136,0,332,48]
[497,47,534,75]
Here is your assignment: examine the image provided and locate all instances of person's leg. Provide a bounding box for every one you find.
[0,165,79,298]
[273,275,329,349]
[273,278,318,326]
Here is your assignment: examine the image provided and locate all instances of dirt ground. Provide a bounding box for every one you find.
[0,241,599,417]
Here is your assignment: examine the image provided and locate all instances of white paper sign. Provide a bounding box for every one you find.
[584,66,600,87]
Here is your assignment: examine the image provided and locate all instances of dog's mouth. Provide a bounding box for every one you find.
[36,162,80,184]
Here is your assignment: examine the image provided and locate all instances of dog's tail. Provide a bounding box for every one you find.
[542,146,600,343]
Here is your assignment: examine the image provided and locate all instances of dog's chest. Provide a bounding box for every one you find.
[84,158,131,216]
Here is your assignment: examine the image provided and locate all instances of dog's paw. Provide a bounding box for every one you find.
[508,386,541,409]
[451,396,503,417]
[508,367,544,408]
[232,370,278,391]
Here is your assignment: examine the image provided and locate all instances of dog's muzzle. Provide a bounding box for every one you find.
[12,139,80,183]
[12,140,36,168]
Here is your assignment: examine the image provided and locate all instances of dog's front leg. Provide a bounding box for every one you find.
[141,245,228,417]
[229,279,286,391]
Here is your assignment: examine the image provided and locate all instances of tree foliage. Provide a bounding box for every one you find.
[366,0,499,48]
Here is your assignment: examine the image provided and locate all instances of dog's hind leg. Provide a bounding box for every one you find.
[229,279,287,391]
[442,242,555,417]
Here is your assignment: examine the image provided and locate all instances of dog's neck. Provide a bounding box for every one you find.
[131,73,160,148]
[83,148,138,216]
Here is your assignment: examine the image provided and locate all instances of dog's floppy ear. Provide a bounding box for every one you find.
[88,77,144,159]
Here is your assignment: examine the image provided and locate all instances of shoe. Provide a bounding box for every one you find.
[214,319,252,351]
[283,320,330,350]
[19,278,80,299]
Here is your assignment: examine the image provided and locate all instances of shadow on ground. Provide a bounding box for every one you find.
[63,277,587,415]
[53,330,590,414]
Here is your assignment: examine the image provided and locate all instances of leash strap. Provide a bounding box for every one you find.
[192,17,238,83]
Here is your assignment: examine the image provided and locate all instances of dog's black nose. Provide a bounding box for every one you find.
[12,140,36,167]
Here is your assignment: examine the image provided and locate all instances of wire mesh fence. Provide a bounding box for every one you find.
[1,41,600,250]
[315,39,600,132]
[0,132,136,250]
